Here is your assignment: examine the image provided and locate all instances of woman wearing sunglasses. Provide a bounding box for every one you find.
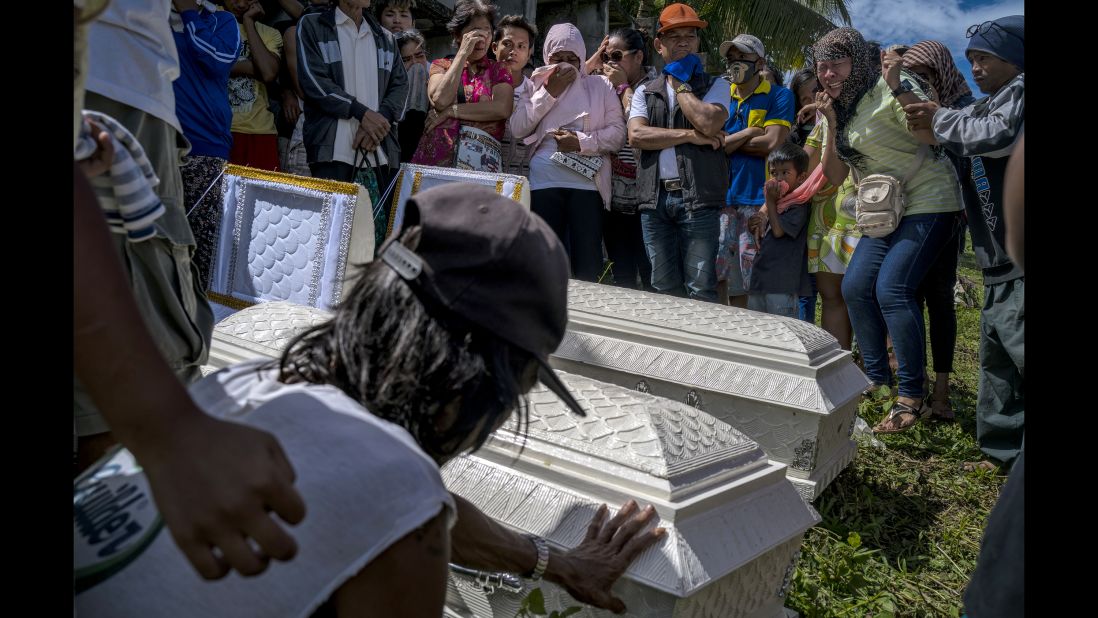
[802,27,963,434]
[588,29,659,290]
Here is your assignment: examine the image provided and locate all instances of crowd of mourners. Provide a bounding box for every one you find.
[73,1,1024,616]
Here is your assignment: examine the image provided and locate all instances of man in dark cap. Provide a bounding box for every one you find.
[904,15,1025,474]
[76,184,664,617]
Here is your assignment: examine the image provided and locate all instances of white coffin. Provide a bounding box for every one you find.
[207,165,375,321]
[551,281,869,501]
[203,301,331,370]
[385,163,531,238]
[443,371,819,618]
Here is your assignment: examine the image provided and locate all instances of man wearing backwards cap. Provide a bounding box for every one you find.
[904,15,1025,477]
[76,184,665,617]
[715,33,796,308]
[628,3,732,302]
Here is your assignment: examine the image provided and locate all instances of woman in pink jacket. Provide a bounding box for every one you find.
[510,23,626,282]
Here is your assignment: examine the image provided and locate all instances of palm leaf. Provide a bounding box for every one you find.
[700,0,852,70]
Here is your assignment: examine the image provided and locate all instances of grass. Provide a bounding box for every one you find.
[786,237,1005,617]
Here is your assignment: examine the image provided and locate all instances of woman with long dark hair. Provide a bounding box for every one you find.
[804,28,963,433]
[794,66,859,345]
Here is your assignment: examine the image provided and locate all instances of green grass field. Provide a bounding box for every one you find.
[787,240,1004,617]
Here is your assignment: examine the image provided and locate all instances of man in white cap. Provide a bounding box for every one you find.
[715,33,796,308]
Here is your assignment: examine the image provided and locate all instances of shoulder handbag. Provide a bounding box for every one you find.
[451,70,503,173]
[547,83,604,181]
[550,151,603,180]
[850,145,929,238]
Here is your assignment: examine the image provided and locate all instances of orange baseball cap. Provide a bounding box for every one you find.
[658,3,708,34]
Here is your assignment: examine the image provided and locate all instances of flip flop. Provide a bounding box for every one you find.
[873,400,930,434]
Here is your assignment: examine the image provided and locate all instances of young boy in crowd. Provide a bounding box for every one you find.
[375,0,413,33]
[745,142,813,317]
[224,0,283,171]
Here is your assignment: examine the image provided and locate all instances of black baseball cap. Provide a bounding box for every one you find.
[378,183,586,417]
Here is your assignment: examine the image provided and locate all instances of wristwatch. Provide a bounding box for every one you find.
[524,534,550,581]
[675,82,693,94]
[891,79,914,98]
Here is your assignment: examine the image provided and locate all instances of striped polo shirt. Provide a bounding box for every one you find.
[725,78,795,206]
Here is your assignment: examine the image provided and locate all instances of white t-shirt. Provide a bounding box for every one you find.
[85,0,182,134]
[75,360,455,617]
[333,8,388,167]
[528,96,595,191]
[629,77,731,180]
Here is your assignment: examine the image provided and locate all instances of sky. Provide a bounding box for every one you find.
[845,0,1025,95]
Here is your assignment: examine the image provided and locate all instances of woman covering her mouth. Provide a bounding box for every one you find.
[411,0,514,171]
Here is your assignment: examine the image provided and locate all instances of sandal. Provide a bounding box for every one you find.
[873,399,930,434]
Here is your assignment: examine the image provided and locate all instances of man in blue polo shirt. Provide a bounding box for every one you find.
[715,34,795,307]
[171,0,241,290]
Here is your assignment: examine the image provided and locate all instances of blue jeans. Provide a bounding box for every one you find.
[842,212,960,398]
[640,188,720,302]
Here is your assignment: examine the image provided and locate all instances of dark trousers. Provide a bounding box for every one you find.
[917,226,962,372]
[977,277,1024,470]
[531,188,604,282]
[603,209,653,291]
[399,110,427,164]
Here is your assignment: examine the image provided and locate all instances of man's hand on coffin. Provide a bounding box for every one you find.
[135,414,308,580]
[547,500,666,613]
[78,119,114,179]
[359,109,391,145]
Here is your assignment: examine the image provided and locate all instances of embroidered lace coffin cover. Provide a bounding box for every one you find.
[386,163,531,237]
[208,165,375,319]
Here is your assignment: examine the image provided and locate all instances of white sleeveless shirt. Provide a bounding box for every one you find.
[75,360,455,617]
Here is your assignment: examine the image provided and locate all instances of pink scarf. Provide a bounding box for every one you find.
[775,165,828,213]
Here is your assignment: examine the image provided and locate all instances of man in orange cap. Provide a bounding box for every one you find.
[627,3,732,302]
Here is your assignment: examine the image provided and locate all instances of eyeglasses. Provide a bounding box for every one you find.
[966,21,1023,43]
[601,49,638,63]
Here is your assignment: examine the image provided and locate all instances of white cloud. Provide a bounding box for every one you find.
[848,0,1024,55]
[844,0,1024,91]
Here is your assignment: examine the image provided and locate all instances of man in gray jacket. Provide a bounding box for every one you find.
[905,15,1024,473]
[297,0,408,188]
